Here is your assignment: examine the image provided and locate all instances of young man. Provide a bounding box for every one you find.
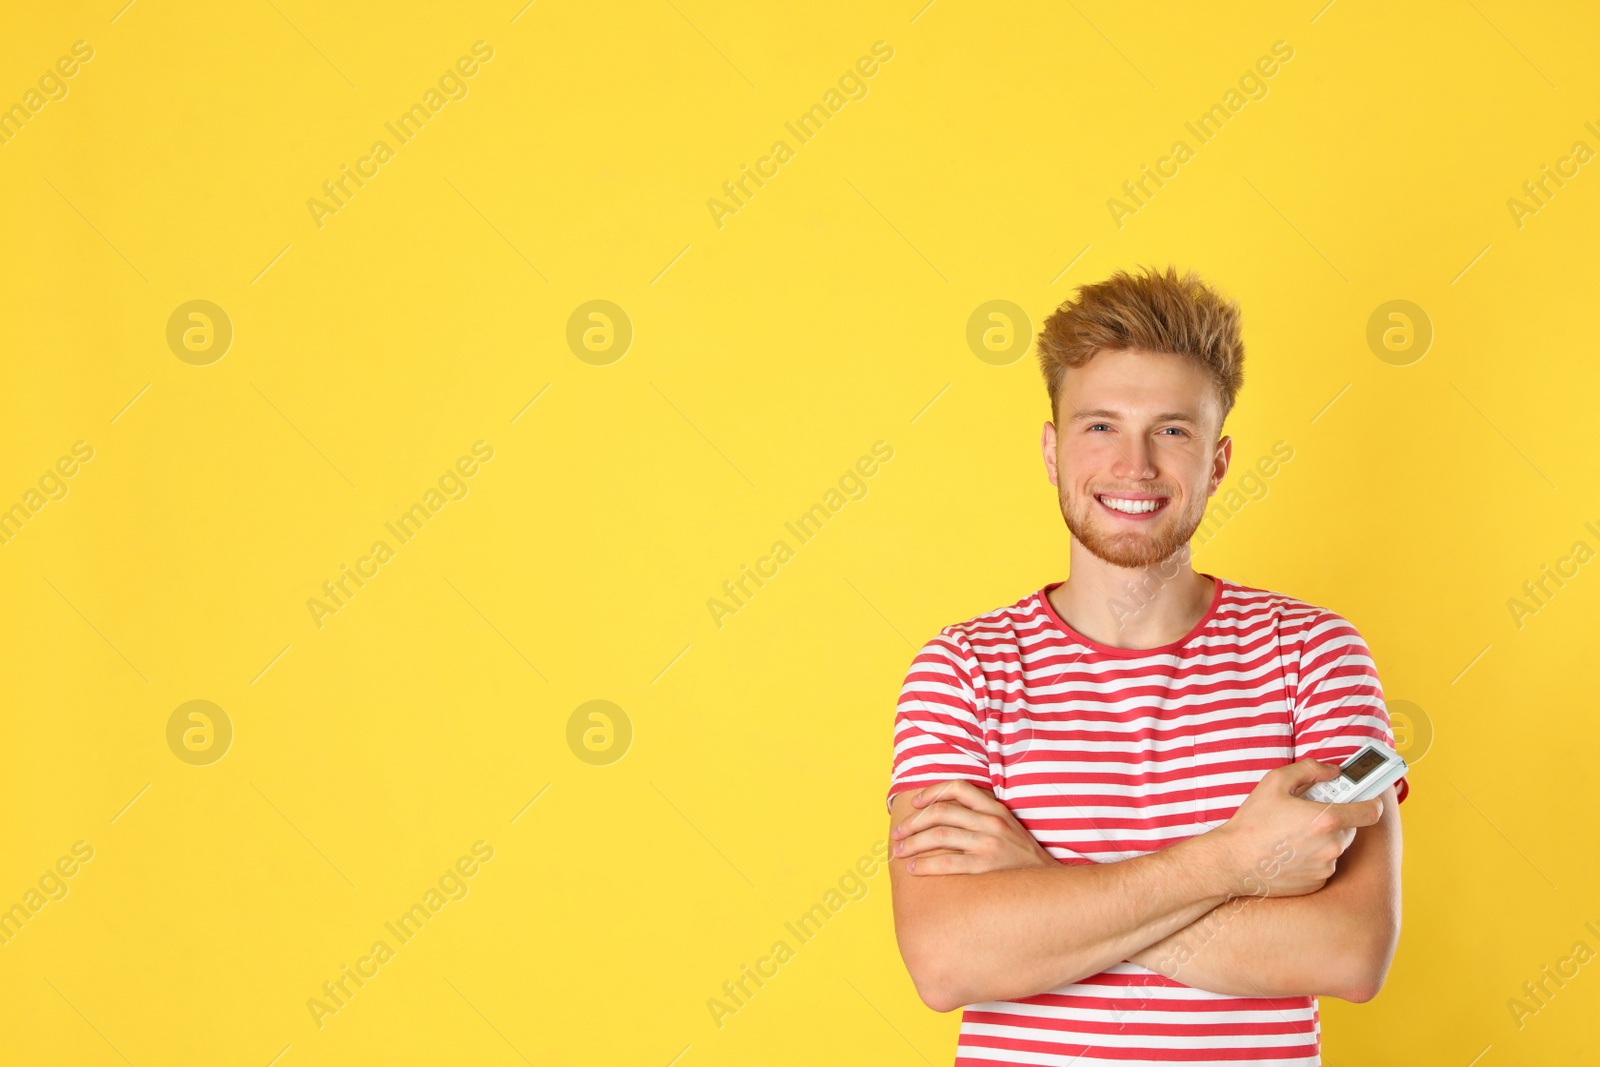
[885,265,1406,1066]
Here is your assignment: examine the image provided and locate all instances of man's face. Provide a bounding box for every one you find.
[1042,348,1230,569]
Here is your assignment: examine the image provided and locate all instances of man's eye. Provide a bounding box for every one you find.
[1088,423,1110,432]
[1160,427,1187,436]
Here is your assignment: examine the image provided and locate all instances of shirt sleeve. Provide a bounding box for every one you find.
[885,629,995,814]
[1290,610,1409,804]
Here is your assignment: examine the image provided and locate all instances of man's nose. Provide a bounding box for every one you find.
[1111,437,1157,480]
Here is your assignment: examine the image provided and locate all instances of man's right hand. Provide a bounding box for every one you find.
[1208,758,1385,900]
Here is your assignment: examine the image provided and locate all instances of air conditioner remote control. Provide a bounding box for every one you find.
[1303,741,1407,804]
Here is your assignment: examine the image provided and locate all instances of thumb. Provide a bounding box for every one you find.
[1278,757,1341,794]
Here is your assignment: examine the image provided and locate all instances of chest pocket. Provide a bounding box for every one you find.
[1187,704,1295,829]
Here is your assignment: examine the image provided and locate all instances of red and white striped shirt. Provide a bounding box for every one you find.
[886,573,1408,1066]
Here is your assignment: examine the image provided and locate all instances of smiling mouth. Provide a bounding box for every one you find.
[1095,493,1170,516]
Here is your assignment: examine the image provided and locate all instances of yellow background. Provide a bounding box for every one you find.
[1,0,1597,1063]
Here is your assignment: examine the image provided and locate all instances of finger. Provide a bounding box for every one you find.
[894,800,992,840]
[1328,796,1384,828]
[1356,797,1384,826]
[907,849,983,876]
[1279,758,1341,794]
[897,825,984,859]
[913,779,1005,815]
[914,779,1003,814]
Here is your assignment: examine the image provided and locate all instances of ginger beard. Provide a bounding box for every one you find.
[1056,476,1208,569]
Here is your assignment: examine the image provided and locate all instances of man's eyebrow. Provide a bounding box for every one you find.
[1067,408,1200,423]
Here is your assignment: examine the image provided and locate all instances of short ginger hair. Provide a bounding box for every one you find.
[1036,264,1245,433]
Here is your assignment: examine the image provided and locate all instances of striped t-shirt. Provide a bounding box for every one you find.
[886,573,1408,1066]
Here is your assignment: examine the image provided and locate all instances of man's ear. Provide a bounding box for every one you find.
[1042,421,1059,486]
[1209,433,1232,495]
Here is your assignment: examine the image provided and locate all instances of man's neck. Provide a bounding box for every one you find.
[1047,550,1215,650]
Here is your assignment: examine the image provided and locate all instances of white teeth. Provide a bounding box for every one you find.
[1099,495,1164,514]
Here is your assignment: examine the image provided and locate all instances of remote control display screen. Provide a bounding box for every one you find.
[1342,746,1386,783]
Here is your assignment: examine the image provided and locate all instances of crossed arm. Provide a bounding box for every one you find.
[887,777,1401,1011]
[1125,781,1402,999]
